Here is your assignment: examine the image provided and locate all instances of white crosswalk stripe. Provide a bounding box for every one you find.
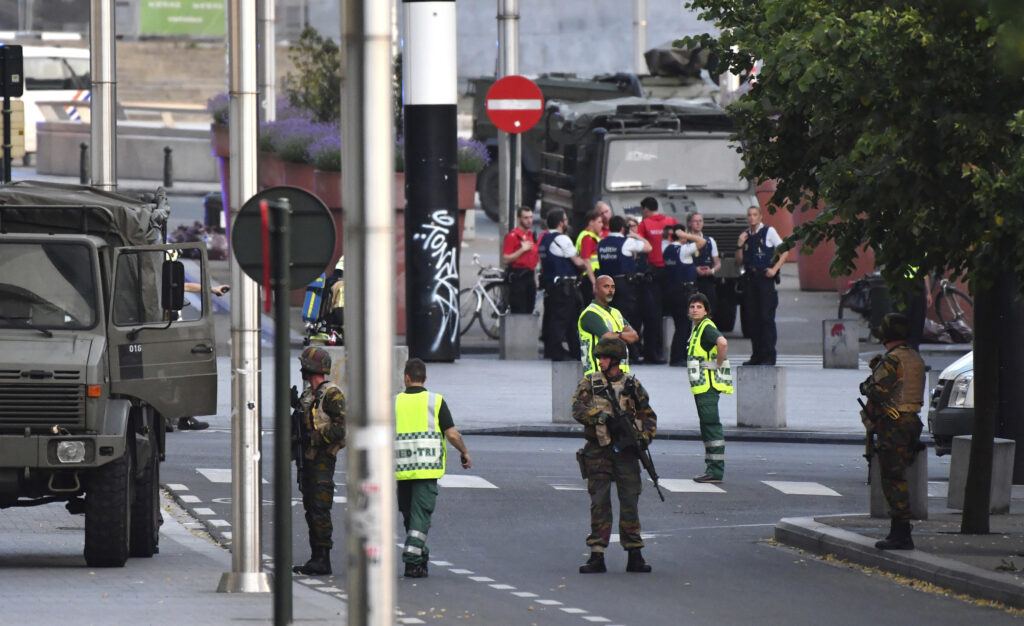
[731,354,869,369]
[197,468,268,484]
[658,478,726,493]
[762,480,841,496]
[438,475,498,489]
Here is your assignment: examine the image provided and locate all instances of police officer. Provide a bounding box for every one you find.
[859,313,925,550]
[686,293,732,483]
[736,205,788,365]
[292,346,346,575]
[540,209,595,360]
[572,337,657,574]
[395,358,471,578]
[578,275,640,376]
[597,215,650,359]
[687,212,721,319]
[663,224,706,366]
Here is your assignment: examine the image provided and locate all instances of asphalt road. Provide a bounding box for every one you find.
[158,432,1013,625]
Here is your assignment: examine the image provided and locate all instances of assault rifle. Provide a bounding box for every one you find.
[290,385,308,491]
[858,398,874,485]
[601,383,665,502]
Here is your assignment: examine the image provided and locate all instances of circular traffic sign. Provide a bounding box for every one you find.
[231,186,336,287]
[485,75,544,134]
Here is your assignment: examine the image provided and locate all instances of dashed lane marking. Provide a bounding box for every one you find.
[193,507,215,516]
[179,495,200,503]
[551,483,586,491]
[197,468,269,484]
[166,483,188,491]
[762,481,841,496]
[468,575,495,582]
[659,478,726,493]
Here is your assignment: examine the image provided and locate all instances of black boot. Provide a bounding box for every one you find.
[875,520,914,550]
[578,551,606,574]
[404,562,429,578]
[882,517,898,541]
[626,548,651,573]
[293,546,332,575]
[178,416,209,431]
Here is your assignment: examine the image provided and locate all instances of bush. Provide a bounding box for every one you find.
[283,27,341,124]
[309,132,341,171]
[457,137,489,174]
[207,93,229,125]
[260,117,331,164]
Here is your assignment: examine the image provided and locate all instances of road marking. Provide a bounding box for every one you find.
[196,468,270,484]
[438,475,498,489]
[320,586,342,593]
[582,616,611,623]
[551,483,586,491]
[222,531,232,540]
[449,568,473,574]
[166,483,188,491]
[762,481,841,496]
[489,584,515,590]
[609,532,663,544]
[468,576,495,582]
[398,619,426,625]
[512,591,538,598]
[430,560,453,566]
[179,495,200,503]
[301,579,324,586]
[209,519,231,527]
[193,507,215,516]
[536,599,562,606]
[659,478,725,493]
[928,481,948,498]
[333,496,347,503]
[561,607,587,614]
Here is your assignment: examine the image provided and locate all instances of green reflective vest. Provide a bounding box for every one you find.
[687,318,733,394]
[577,302,629,375]
[395,391,446,480]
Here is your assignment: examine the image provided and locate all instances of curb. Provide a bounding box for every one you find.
[775,516,1024,610]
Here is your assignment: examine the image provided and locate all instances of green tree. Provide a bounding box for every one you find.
[283,27,342,123]
[682,0,1024,533]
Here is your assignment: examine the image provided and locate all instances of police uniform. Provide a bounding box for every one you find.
[577,301,630,376]
[298,381,346,554]
[572,361,657,572]
[693,235,719,321]
[860,318,925,549]
[687,317,733,481]
[597,233,645,356]
[663,241,699,365]
[540,229,582,360]
[740,224,783,365]
[395,385,455,571]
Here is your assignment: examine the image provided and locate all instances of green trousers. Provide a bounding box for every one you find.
[876,413,922,520]
[695,389,725,478]
[397,478,438,565]
[300,450,337,549]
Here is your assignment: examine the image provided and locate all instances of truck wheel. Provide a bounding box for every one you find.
[84,435,133,567]
[130,415,161,558]
[477,163,500,222]
[714,282,738,332]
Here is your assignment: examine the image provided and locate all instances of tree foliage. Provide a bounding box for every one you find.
[283,27,342,124]
[681,0,1024,292]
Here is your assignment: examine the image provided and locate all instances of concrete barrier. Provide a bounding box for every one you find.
[551,360,583,424]
[947,435,1016,514]
[822,319,859,369]
[322,345,410,397]
[870,446,928,520]
[500,313,539,360]
[736,366,786,428]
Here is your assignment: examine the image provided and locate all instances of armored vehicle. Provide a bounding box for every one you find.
[0,181,217,566]
[537,97,755,331]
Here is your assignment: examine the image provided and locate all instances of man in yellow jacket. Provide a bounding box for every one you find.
[395,358,471,578]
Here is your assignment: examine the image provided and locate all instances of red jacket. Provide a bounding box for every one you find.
[638,213,678,267]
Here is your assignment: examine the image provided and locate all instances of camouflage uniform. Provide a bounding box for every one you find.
[572,370,657,551]
[860,342,925,521]
[298,381,346,549]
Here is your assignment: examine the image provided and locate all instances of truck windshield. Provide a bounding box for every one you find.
[0,242,97,330]
[605,137,749,192]
[24,56,91,91]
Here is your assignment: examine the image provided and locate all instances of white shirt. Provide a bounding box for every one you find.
[605,232,647,258]
[664,241,699,263]
[749,223,784,247]
[546,230,577,258]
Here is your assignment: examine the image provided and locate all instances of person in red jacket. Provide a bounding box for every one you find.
[501,206,539,314]
[636,197,678,364]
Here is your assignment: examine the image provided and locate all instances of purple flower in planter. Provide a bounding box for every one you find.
[308,130,342,171]
[207,92,230,124]
[260,118,335,164]
[457,137,489,173]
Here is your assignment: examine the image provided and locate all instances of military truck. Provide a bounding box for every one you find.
[537,97,755,332]
[0,181,217,567]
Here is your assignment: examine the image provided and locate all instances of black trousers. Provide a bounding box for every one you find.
[741,274,778,364]
[665,282,695,365]
[640,267,666,361]
[611,275,641,360]
[507,268,537,314]
[695,276,718,321]
[542,280,581,360]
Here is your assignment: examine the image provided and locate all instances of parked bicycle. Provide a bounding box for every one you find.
[458,253,509,339]
[931,278,973,342]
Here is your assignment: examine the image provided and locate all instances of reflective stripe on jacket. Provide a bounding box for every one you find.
[687,318,733,394]
[577,302,629,376]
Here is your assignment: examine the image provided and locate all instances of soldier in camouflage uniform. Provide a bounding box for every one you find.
[572,337,657,574]
[859,312,925,550]
[293,346,346,575]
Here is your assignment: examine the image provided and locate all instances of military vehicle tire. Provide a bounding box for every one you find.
[84,435,133,567]
[130,410,161,558]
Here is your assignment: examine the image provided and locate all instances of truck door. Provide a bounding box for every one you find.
[107,244,217,419]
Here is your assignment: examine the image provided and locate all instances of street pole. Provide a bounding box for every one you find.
[496,0,520,243]
[633,0,648,75]
[218,0,270,595]
[258,0,276,124]
[89,0,116,190]
[342,0,396,623]
[403,0,460,362]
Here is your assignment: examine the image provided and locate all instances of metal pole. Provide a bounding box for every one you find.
[162,146,173,188]
[343,0,396,623]
[496,0,519,242]
[633,0,648,75]
[258,0,276,123]
[218,0,270,595]
[2,48,10,184]
[270,199,292,625]
[90,0,116,190]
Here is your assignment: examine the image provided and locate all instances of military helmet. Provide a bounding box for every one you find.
[593,337,627,361]
[878,312,910,342]
[299,346,332,374]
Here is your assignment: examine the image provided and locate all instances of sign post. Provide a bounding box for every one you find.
[485,75,543,238]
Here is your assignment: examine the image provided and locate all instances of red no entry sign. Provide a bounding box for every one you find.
[485,75,544,134]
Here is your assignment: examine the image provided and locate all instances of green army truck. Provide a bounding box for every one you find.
[537,98,755,332]
[0,181,217,567]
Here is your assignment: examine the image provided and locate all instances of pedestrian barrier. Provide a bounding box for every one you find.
[551,360,583,425]
[870,447,928,520]
[321,345,410,397]
[736,365,786,428]
[500,313,539,360]
[947,435,1015,514]
[822,319,858,369]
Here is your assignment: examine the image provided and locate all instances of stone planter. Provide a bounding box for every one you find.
[394,172,477,211]
[260,151,285,189]
[313,169,342,209]
[792,203,876,292]
[282,161,315,190]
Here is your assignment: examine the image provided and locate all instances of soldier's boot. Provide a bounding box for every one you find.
[578,551,606,574]
[875,520,914,550]
[293,546,332,575]
[625,548,652,573]
[881,517,898,542]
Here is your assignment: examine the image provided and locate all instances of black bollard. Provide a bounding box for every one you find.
[163,146,173,188]
[79,142,88,184]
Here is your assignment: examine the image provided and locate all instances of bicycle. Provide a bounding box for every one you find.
[458,253,510,339]
[931,278,973,343]
[837,272,886,340]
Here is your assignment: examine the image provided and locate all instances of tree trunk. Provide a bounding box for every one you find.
[961,281,997,534]
[993,275,1024,482]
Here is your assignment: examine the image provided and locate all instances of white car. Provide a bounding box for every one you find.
[19,46,91,163]
[928,351,973,456]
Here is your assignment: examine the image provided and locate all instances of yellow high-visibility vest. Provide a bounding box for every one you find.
[687,318,733,394]
[395,391,446,480]
[577,302,629,376]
